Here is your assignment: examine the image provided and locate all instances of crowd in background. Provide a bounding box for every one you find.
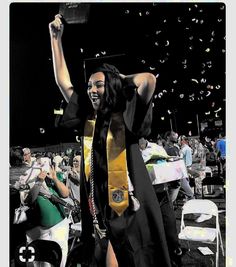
[9,131,226,267]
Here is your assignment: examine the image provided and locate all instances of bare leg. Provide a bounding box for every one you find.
[106,241,119,267]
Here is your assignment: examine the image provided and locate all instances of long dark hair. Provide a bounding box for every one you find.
[92,63,125,114]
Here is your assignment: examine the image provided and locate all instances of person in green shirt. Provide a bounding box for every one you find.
[24,164,70,267]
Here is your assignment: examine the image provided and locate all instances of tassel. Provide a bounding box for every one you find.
[93,220,106,239]
[129,192,140,212]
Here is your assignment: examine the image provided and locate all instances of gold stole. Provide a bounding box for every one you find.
[83,113,129,216]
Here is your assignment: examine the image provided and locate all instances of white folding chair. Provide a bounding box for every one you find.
[178,199,224,267]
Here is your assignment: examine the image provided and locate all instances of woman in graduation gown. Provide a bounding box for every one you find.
[49,14,171,267]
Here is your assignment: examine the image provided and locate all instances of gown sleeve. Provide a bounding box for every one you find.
[59,91,89,134]
[123,91,153,138]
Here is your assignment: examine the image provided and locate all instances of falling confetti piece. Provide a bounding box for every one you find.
[205,48,210,52]
[179,94,184,98]
[200,90,204,94]
[163,90,167,93]
[139,12,142,16]
[167,110,171,114]
[161,117,165,120]
[206,91,211,97]
[177,17,182,22]
[201,70,206,74]
[211,31,215,36]
[125,10,129,14]
[189,36,194,40]
[146,11,150,15]
[205,111,210,115]
[95,53,100,57]
[173,80,178,84]
[183,64,187,69]
[39,128,45,134]
[189,46,193,50]
[141,60,146,64]
[200,19,204,24]
[158,92,163,98]
[210,38,214,42]
[80,48,84,53]
[222,49,225,53]
[149,66,156,70]
[155,73,160,78]
[220,5,225,10]
[214,107,222,113]
[217,18,222,22]
[154,95,158,99]
[156,30,162,35]
[155,42,159,46]
[165,40,170,46]
[216,85,221,89]
[191,79,199,83]
[163,19,167,23]
[101,51,106,55]
[160,59,165,63]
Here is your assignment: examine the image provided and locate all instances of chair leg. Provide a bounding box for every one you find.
[216,236,219,267]
[218,231,224,256]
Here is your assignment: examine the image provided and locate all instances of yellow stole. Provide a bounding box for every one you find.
[83,112,129,216]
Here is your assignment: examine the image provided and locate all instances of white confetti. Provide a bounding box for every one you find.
[191,79,199,84]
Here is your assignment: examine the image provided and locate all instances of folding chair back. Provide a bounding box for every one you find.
[182,199,218,216]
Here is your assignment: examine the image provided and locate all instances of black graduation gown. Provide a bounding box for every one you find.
[60,91,171,267]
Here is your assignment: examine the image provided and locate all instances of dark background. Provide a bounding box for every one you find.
[10,2,225,147]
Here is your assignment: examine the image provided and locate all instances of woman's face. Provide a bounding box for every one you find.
[87,72,105,110]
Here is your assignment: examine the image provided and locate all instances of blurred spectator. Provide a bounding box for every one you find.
[23,147,36,167]
[164,131,181,203]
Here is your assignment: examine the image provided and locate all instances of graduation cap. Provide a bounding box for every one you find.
[59,3,91,24]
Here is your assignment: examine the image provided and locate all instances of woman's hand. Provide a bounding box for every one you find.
[49,14,64,39]
[48,165,57,181]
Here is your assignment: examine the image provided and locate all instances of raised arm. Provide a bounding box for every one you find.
[120,72,157,104]
[49,14,73,103]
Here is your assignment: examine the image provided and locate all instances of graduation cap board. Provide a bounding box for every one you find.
[59,3,91,24]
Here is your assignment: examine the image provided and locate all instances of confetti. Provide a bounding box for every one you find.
[80,48,84,53]
[191,79,199,83]
[101,51,106,55]
[205,48,210,52]
[215,85,221,89]
[206,91,211,97]
[179,94,184,98]
[214,107,222,113]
